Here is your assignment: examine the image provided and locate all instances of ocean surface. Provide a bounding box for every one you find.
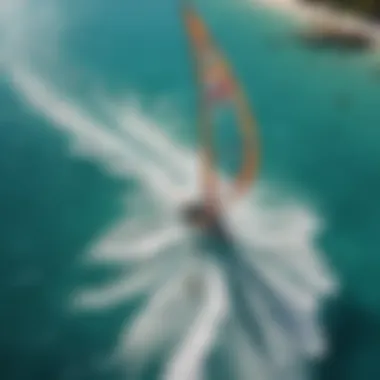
[1,0,380,379]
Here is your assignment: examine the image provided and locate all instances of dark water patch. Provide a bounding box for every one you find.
[0,82,135,380]
[316,293,380,380]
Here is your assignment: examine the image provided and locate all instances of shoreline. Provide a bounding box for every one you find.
[251,0,380,48]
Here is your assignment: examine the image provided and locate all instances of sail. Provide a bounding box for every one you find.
[182,3,260,205]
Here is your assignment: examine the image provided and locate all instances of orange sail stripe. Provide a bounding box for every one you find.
[184,8,210,50]
[182,3,259,205]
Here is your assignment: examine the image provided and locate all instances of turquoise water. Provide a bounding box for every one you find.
[1,0,380,379]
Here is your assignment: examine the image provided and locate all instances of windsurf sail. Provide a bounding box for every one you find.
[182,2,260,206]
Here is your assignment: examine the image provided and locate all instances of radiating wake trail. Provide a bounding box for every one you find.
[9,63,337,379]
[3,0,338,378]
[120,255,213,376]
[75,241,189,311]
[162,262,228,380]
[92,224,188,262]
[10,65,187,207]
[111,101,196,191]
[8,63,232,379]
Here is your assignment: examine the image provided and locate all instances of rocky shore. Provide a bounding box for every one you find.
[299,21,374,51]
[302,0,380,21]
[253,0,379,51]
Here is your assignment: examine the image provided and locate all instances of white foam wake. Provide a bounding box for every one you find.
[10,65,188,207]
[3,0,338,378]
[9,64,230,379]
[8,61,337,380]
[162,261,228,380]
